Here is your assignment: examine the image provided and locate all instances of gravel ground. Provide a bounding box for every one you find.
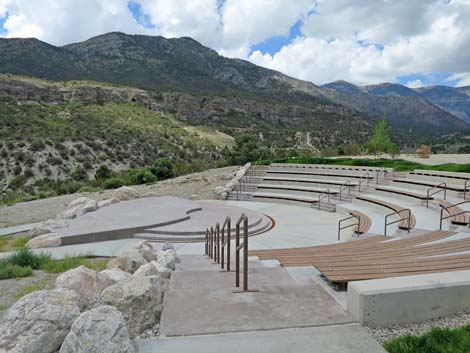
[366,310,470,344]
[0,166,237,228]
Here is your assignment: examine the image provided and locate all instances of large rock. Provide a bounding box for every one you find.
[214,186,225,195]
[132,263,159,277]
[97,200,111,208]
[30,219,68,237]
[56,266,114,308]
[0,289,80,353]
[156,249,178,270]
[101,268,131,283]
[133,241,157,262]
[26,233,61,249]
[161,242,175,251]
[58,197,98,219]
[150,261,173,280]
[59,306,135,353]
[102,276,161,337]
[111,186,140,202]
[106,249,147,273]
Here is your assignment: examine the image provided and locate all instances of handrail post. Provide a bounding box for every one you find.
[221,227,225,269]
[243,216,249,291]
[210,227,214,259]
[205,229,208,256]
[227,218,231,271]
[216,223,220,264]
[440,208,444,230]
[235,222,240,287]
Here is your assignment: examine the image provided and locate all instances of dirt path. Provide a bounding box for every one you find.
[0,166,237,228]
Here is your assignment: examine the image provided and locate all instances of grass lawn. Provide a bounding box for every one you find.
[258,157,470,173]
[384,325,470,353]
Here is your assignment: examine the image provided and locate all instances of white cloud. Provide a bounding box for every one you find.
[0,0,468,87]
[406,79,424,88]
[448,72,470,87]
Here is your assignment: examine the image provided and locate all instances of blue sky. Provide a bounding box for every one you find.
[0,1,468,87]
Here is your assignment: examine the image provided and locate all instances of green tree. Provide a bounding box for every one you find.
[150,158,175,180]
[228,134,273,165]
[387,143,401,160]
[94,165,112,180]
[367,117,393,158]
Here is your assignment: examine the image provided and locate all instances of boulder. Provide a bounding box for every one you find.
[56,266,114,308]
[235,169,246,179]
[58,197,98,219]
[214,186,225,195]
[97,200,111,208]
[133,241,157,262]
[30,219,69,237]
[26,233,61,249]
[156,249,177,270]
[0,290,80,353]
[189,194,199,200]
[161,242,175,251]
[102,276,161,337]
[101,268,132,283]
[225,180,238,190]
[109,197,120,204]
[106,249,147,273]
[150,261,173,280]
[132,263,159,277]
[59,306,135,353]
[111,186,140,202]
[221,191,229,200]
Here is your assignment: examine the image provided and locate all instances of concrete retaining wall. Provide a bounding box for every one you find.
[347,270,470,327]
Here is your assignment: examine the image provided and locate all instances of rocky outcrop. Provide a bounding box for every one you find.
[58,197,98,219]
[0,289,81,353]
[26,232,61,248]
[132,262,159,277]
[56,266,114,308]
[59,306,135,353]
[101,268,132,283]
[155,248,178,271]
[106,248,148,274]
[111,186,140,202]
[101,276,162,338]
[30,219,69,237]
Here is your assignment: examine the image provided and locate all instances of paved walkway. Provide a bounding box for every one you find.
[136,324,386,353]
[0,222,40,236]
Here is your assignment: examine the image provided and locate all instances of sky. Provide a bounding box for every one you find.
[0,0,469,87]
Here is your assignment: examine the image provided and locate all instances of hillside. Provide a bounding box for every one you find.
[0,32,468,135]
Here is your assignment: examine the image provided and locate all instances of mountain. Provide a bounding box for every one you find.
[0,32,469,150]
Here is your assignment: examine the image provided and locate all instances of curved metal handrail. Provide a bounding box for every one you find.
[384,208,411,236]
[337,213,361,241]
[426,182,447,208]
[439,200,470,230]
[317,189,331,210]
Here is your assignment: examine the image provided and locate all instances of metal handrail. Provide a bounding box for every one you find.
[339,180,352,201]
[358,172,370,192]
[235,213,249,291]
[375,169,388,184]
[221,216,231,271]
[337,213,361,241]
[317,189,331,210]
[464,180,469,200]
[439,200,470,230]
[426,183,447,208]
[384,208,411,236]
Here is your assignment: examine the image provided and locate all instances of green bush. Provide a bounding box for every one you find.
[103,177,125,189]
[151,158,175,179]
[9,175,27,190]
[95,165,112,180]
[128,168,157,185]
[0,263,33,280]
[7,248,51,270]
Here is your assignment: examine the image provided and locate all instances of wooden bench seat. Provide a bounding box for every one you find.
[393,178,468,192]
[411,169,470,181]
[249,230,470,284]
[349,210,372,234]
[439,200,470,226]
[257,184,339,194]
[262,176,358,186]
[266,169,374,179]
[355,195,416,230]
[375,185,433,200]
[272,163,392,173]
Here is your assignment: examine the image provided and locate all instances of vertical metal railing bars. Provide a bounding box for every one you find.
[337,213,361,241]
[464,179,469,200]
[384,209,411,236]
[358,172,370,192]
[205,213,251,291]
[317,189,331,210]
[338,180,352,201]
[426,183,447,208]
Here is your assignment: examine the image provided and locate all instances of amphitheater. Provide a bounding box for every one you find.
[8,163,470,352]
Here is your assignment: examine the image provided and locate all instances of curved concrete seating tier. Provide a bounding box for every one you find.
[257,184,340,195]
[271,163,393,174]
[349,210,372,234]
[392,178,469,192]
[374,185,434,201]
[266,169,374,179]
[439,200,470,226]
[262,176,358,187]
[355,195,416,230]
[249,230,470,284]
[411,169,470,181]
[252,192,317,204]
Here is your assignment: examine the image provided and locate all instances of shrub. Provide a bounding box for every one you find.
[150,158,175,180]
[0,263,33,280]
[103,177,125,189]
[11,237,29,249]
[95,164,112,180]
[7,248,51,270]
[9,175,27,190]
[128,168,157,185]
